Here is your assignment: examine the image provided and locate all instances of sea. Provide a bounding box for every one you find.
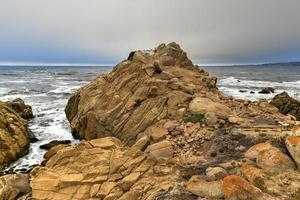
[0,64,299,172]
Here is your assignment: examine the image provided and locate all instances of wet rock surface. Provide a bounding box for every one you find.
[39,140,72,150]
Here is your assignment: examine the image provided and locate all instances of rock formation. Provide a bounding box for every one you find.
[271,91,300,120]
[65,42,218,144]
[27,43,300,199]
[0,99,32,170]
[258,87,275,94]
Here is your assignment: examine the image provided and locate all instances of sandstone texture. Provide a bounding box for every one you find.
[0,99,32,170]
[26,43,300,199]
[65,42,218,144]
[0,173,31,200]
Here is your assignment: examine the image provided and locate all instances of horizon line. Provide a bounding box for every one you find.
[0,60,299,67]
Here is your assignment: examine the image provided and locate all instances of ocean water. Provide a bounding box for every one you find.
[202,65,300,101]
[0,66,111,172]
[0,64,299,171]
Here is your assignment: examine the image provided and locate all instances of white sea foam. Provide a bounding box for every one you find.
[217,77,300,101]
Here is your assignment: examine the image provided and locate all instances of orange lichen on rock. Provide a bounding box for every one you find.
[223,175,262,199]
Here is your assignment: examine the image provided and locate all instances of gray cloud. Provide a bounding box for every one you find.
[1,0,300,64]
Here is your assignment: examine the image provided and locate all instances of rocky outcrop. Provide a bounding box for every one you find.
[271,92,300,120]
[4,98,33,120]
[0,100,32,170]
[258,87,275,94]
[0,173,31,200]
[27,43,300,199]
[31,137,188,200]
[65,42,218,144]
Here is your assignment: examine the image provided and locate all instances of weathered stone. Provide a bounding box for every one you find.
[285,136,300,168]
[240,164,266,184]
[256,147,296,172]
[189,97,231,120]
[0,100,31,169]
[0,174,31,200]
[65,43,218,145]
[244,141,276,160]
[150,127,169,142]
[206,167,227,180]
[223,175,262,200]
[145,140,173,160]
[271,92,300,120]
[186,180,224,198]
[4,98,33,120]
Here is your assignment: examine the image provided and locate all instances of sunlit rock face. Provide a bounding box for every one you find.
[0,99,32,170]
[65,42,218,145]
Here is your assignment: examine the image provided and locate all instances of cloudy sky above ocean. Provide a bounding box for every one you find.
[1,0,300,65]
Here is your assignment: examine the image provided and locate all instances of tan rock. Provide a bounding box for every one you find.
[150,127,168,142]
[0,100,31,169]
[0,174,31,200]
[240,164,266,184]
[285,136,300,168]
[223,175,262,200]
[145,140,173,160]
[256,147,296,172]
[206,167,227,180]
[245,141,276,160]
[65,43,218,145]
[186,180,224,198]
[189,97,231,120]
[98,182,117,198]
[119,172,141,191]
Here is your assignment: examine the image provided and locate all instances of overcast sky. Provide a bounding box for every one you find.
[1,0,300,65]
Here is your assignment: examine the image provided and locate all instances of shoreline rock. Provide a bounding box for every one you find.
[0,99,32,170]
[271,91,300,120]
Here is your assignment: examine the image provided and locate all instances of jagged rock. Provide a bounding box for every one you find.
[0,174,31,200]
[55,42,300,199]
[0,100,31,169]
[258,87,275,94]
[31,137,181,200]
[4,98,33,120]
[65,43,218,145]
[39,140,71,150]
[271,92,300,120]
[285,136,300,168]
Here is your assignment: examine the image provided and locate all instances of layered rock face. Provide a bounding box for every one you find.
[65,42,218,144]
[271,92,300,120]
[29,43,300,199]
[0,100,32,170]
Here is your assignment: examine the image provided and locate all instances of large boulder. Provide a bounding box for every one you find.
[270,92,300,120]
[0,100,31,170]
[65,42,218,145]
